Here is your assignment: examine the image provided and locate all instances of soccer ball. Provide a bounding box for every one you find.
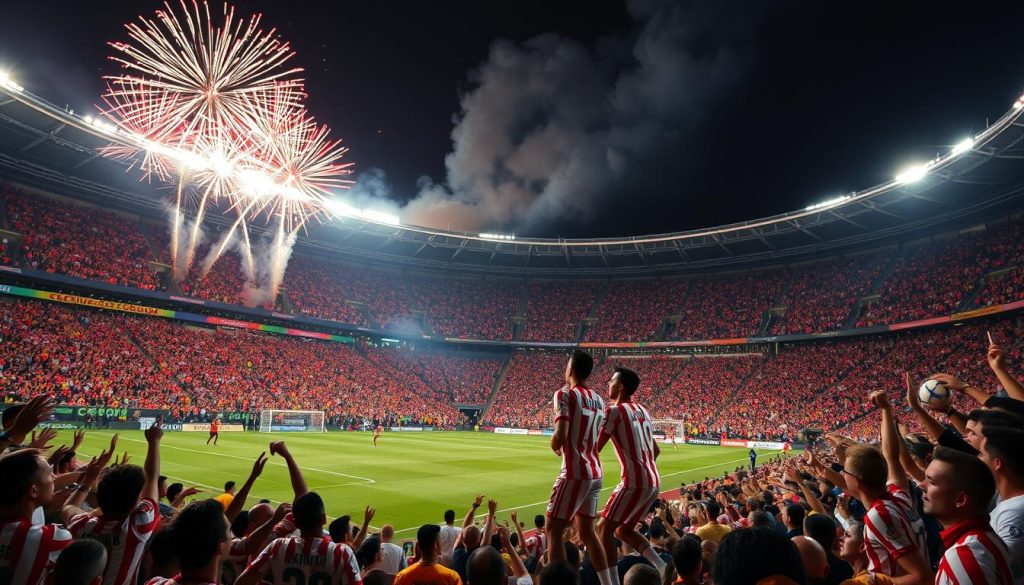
[918,379,951,410]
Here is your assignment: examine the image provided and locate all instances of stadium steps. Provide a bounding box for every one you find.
[842,252,900,330]
[577,282,609,342]
[957,266,1011,311]
[511,286,530,341]
[356,305,382,329]
[705,357,766,428]
[278,287,297,313]
[662,281,695,340]
[480,353,515,417]
[760,271,798,335]
[117,320,191,394]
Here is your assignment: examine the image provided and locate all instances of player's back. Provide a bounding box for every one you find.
[604,402,659,487]
[554,385,605,480]
[250,535,361,585]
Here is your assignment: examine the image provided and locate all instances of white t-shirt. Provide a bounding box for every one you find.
[991,493,1024,582]
[438,525,461,557]
[376,541,408,575]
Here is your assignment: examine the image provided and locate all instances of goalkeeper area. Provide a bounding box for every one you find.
[55,429,787,537]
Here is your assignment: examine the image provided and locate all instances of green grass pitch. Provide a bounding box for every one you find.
[53,430,783,539]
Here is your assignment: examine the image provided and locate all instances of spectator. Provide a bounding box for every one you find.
[711,528,806,585]
[791,536,829,585]
[694,502,729,544]
[439,508,462,562]
[783,504,805,538]
[978,426,1024,581]
[394,525,462,585]
[53,540,108,585]
[803,515,853,585]
[145,500,232,585]
[376,525,409,575]
[64,423,163,585]
[670,536,702,585]
[923,447,1014,584]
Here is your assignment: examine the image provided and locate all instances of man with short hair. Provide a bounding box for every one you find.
[215,481,237,511]
[670,536,702,585]
[923,446,1013,584]
[622,564,658,585]
[979,424,1024,582]
[838,391,931,585]
[782,503,805,539]
[749,448,757,472]
[54,539,108,585]
[438,509,461,562]
[546,351,612,585]
[393,525,461,585]
[596,367,666,578]
[378,525,409,575]
[64,421,164,585]
[207,416,220,445]
[145,500,234,585]
[694,501,729,545]
[0,450,75,585]
[791,536,829,585]
[523,515,546,562]
[237,492,362,585]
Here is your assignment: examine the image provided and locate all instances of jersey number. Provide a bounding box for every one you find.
[282,568,333,585]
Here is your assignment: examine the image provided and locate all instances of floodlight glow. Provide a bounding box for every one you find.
[1015,95,1024,110]
[952,137,975,156]
[895,164,929,184]
[0,71,23,93]
[805,195,851,211]
[326,199,400,226]
[480,233,516,241]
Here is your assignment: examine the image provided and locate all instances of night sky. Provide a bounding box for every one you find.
[2,1,1023,238]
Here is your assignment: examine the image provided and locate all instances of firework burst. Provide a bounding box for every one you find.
[98,1,352,306]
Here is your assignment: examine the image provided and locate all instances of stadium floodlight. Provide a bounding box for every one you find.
[0,70,23,93]
[951,137,975,156]
[895,163,929,184]
[326,199,400,226]
[1015,95,1024,110]
[805,195,851,211]
[480,233,516,241]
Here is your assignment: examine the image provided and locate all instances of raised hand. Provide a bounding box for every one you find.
[48,445,71,467]
[473,494,485,507]
[181,487,202,498]
[487,499,498,515]
[905,372,922,410]
[250,452,268,479]
[72,429,86,450]
[269,441,289,457]
[988,344,1007,372]
[364,506,376,525]
[145,419,164,444]
[10,395,57,440]
[869,390,891,410]
[27,427,58,450]
[929,373,966,391]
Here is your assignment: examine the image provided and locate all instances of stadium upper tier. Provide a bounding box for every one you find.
[0,184,1022,342]
[2,79,1024,274]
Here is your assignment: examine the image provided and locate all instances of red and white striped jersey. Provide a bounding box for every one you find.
[936,518,1013,585]
[553,385,605,480]
[0,521,73,585]
[247,535,362,585]
[600,402,659,488]
[68,498,160,585]
[524,533,547,559]
[862,485,927,577]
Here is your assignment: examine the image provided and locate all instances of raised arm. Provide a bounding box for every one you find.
[551,388,569,455]
[226,452,268,522]
[270,441,307,499]
[482,499,497,545]
[988,343,1024,400]
[455,495,484,547]
[143,422,163,502]
[353,506,375,549]
[499,526,530,583]
[930,373,990,406]
[806,449,845,491]
[869,390,909,491]
[510,511,528,557]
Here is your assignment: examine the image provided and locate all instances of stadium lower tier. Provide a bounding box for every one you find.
[2,185,1024,343]
[1,296,1020,442]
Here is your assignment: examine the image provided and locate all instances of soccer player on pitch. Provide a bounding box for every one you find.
[373,424,383,447]
[666,424,678,449]
[207,416,220,446]
[545,350,615,585]
[596,367,667,579]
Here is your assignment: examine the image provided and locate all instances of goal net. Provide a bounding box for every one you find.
[258,410,326,433]
[653,419,684,442]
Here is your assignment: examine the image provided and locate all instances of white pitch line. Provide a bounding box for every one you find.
[117,436,376,484]
[391,451,780,535]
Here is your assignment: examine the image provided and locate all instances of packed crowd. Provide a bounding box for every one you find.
[3,336,1024,585]
[770,254,885,335]
[672,270,788,340]
[1,186,159,290]
[2,187,1023,343]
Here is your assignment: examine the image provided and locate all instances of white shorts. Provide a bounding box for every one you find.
[547,476,603,521]
[601,484,660,526]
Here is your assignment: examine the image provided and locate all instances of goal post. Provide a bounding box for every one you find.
[652,419,684,442]
[258,410,326,432]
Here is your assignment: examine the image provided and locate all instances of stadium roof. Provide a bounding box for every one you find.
[2,76,1024,276]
